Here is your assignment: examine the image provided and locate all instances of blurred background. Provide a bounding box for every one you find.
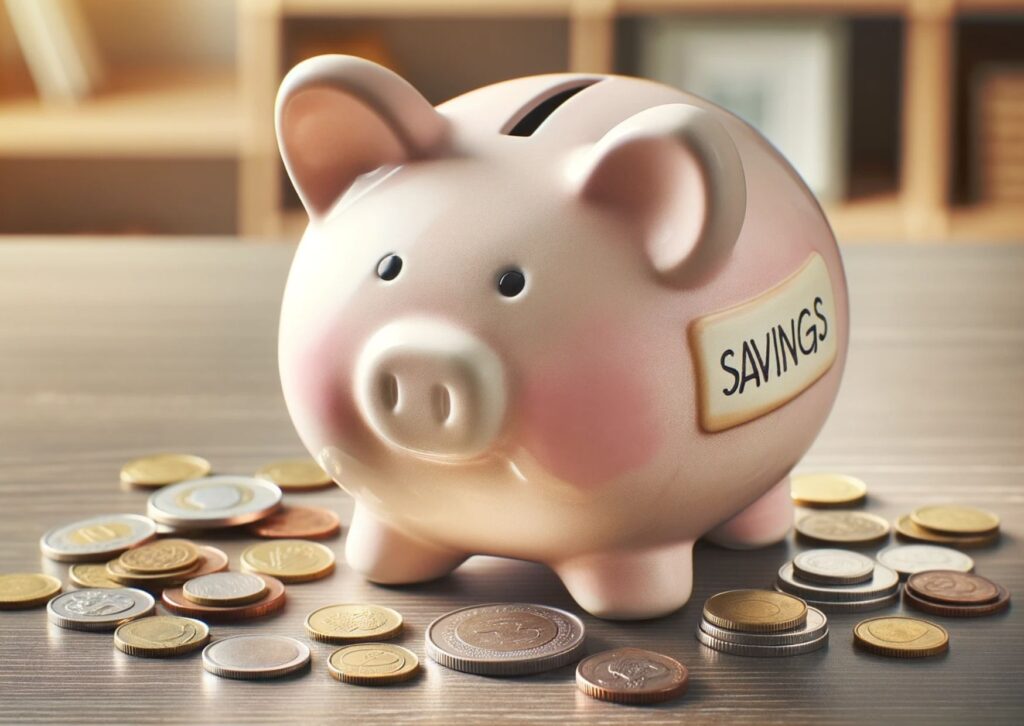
[0,0,1021,244]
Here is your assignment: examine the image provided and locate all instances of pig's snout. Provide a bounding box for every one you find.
[353,318,507,461]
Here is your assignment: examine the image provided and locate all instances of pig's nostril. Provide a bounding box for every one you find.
[379,373,399,411]
[431,384,452,425]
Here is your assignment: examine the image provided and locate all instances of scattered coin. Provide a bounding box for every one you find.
[853,616,949,658]
[795,511,890,545]
[240,540,335,583]
[40,514,157,563]
[147,476,282,529]
[876,544,974,578]
[894,514,998,548]
[47,588,155,631]
[69,563,121,589]
[256,458,333,491]
[697,627,828,657]
[576,648,689,704]
[702,590,807,633]
[791,473,867,507]
[699,606,829,647]
[425,603,586,676]
[792,549,875,585]
[120,453,211,489]
[328,644,420,685]
[247,506,341,540]
[114,615,210,657]
[906,570,1000,605]
[162,574,286,621]
[776,562,899,603]
[0,573,62,609]
[182,572,268,607]
[903,582,1010,618]
[202,634,311,680]
[117,539,200,574]
[910,505,999,536]
[305,604,404,643]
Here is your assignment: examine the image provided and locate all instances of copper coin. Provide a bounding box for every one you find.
[161,574,285,621]
[576,648,689,705]
[903,583,1010,618]
[247,506,341,540]
[188,546,230,578]
[907,570,1000,605]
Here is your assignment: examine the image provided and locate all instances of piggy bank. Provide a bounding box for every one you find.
[275,56,848,619]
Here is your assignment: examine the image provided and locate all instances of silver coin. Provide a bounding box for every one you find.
[793,549,875,585]
[202,635,311,680]
[777,586,900,613]
[39,514,157,563]
[699,606,828,646]
[696,627,828,657]
[183,572,267,605]
[776,562,899,602]
[47,588,155,631]
[425,603,586,676]
[875,544,974,578]
[147,476,282,528]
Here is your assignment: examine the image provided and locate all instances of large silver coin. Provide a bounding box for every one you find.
[876,544,974,578]
[792,549,875,585]
[202,635,311,680]
[46,588,155,631]
[147,476,282,529]
[696,627,828,657]
[425,603,586,676]
[778,586,900,613]
[776,562,899,602]
[40,514,157,563]
[699,607,828,647]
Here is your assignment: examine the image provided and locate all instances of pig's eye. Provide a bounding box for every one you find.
[376,253,402,281]
[497,268,526,298]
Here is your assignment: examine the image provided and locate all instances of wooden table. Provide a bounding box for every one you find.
[1,240,1021,724]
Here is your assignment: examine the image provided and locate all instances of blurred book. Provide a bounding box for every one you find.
[973,66,1024,204]
[5,0,104,104]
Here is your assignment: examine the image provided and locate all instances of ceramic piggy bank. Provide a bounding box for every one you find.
[275,56,848,619]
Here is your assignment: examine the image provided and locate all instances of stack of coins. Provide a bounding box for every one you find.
[893,504,1000,548]
[103,539,230,591]
[162,571,287,621]
[902,570,1011,617]
[696,590,829,656]
[775,549,900,612]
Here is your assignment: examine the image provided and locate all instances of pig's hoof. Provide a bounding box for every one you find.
[704,476,794,549]
[553,541,694,620]
[346,505,467,584]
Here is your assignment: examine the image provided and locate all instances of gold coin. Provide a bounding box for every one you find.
[795,511,890,544]
[703,589,807,633]
[106,556,202,588]
[120,453,211,488]
[910,505,1000,536]
[240,539,335,583]
[894,515,998,548]
[69,563,121,589]
[327,644,420,685]
[305,604,404,643]
[117,539,200,574]
[853,616,948,658]
[114,615,210,657]
[791,473,867,507]
[256,458,333,491]
[0,573,62,609]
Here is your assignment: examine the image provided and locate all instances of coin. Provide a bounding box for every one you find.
[256,458,333,491]
[903,582,1010,618]
[186,545,230,578]
[576,648,689,704]
[247,506,341,540]
[791,473,867,507]
[40,514,157,563]
[792,549,875,585]
[894,514,998,548]
[147,476,282,529]
[162,574,286,621]
[786,588,900,613]
[120,453,211,488]
[776,562,899,602]
[0,573,62,609]
[240,540,335,583]
[876,544,974,578]
[910,504,999,535]
[906,570,1000,605]
[117,538,200,574]
[105,557,202,589]
[69,563,121,589]
[702,590,807,633]
[425,603,586,676]
[853,616,948,658]
[202,635,311,680]
[47,588,155,631]
[305,604,403,643]
[795,511,890,545]
[700,606,828,647]
[182,572,268,607]
[328,644,420,685]
[114,615,210,657]
[697,628,828,657]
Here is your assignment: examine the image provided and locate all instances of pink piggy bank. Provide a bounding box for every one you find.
[276,56,848,619]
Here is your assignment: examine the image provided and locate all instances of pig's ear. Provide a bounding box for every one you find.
[571,104,746,287]
[276,55,449,217]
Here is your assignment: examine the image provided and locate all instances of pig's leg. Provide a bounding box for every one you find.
[345,504,467,584]
[704,476,793,549]
[553,540,694,620]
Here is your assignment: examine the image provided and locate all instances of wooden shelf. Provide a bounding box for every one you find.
[281,0,574,17]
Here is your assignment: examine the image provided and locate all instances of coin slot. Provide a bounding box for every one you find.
[502,80,600,137]
[431,383,452,425]
[380,372,399,412]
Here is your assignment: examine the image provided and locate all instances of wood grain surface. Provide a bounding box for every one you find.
[0,240,1021,724]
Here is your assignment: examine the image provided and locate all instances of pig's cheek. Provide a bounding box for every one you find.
[291,332,362,447]
[517,362,661,489]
